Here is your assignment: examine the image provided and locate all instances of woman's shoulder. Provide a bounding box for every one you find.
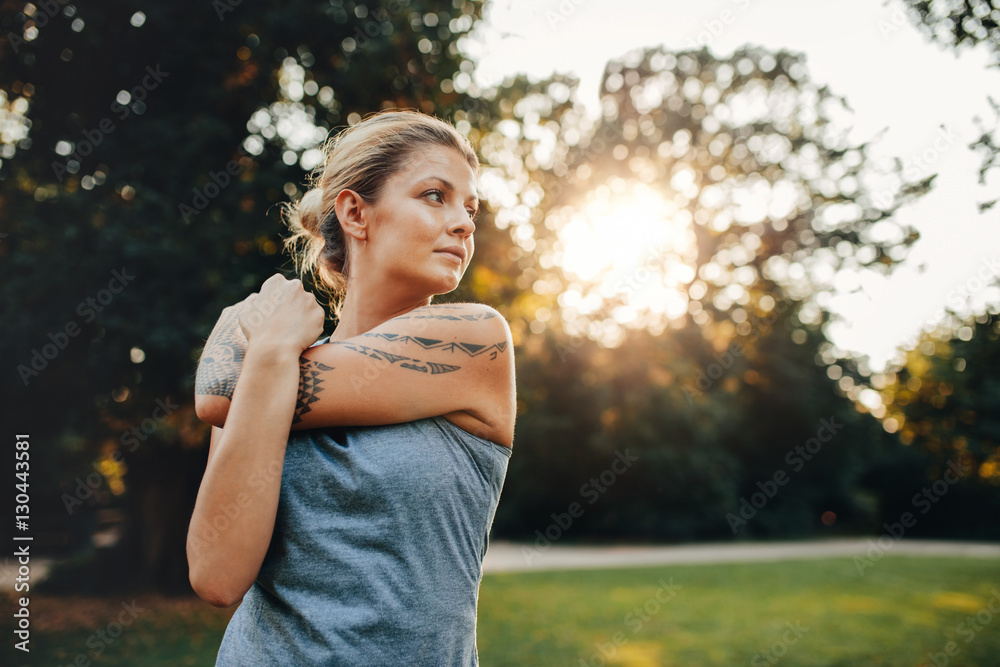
[302,301,515,442]
[399,304,515,447]
[395,301,509,328]
[315,301,512,359]
[313,302,509,342]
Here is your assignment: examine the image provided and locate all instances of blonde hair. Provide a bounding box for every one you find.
[282,109,480,313]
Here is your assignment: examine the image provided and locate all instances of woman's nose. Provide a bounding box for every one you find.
[450,208,475,237]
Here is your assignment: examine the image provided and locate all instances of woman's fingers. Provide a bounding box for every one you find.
[238,274,325,350]
[237,293,259,340]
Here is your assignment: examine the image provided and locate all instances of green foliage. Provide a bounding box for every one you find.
[484,45,924,543]
[866,307,1000,539]
[3,0,993,597]
[496,303,889,543]
[0,0,488,591]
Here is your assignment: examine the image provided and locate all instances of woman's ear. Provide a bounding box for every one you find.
[334,189,369,243]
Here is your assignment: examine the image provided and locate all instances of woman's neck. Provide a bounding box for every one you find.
[328,281,432,341]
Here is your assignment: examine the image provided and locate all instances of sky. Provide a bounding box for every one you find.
[464,0,1000,371]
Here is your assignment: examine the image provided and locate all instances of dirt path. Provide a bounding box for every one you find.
[482,538,1000,573]
[5,540,997,587]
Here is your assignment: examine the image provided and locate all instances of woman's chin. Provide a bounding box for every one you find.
[405,274,461,297]
[435,280,461,295]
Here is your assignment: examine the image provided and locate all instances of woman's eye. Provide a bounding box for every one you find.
[426,191,443,203]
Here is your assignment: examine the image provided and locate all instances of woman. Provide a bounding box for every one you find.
[187,110,516,666]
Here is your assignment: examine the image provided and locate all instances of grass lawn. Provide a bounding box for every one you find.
[7,555,999,666]
[477,556,1000,666]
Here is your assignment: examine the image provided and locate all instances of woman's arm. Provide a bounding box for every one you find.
[204,300,516,444]
[187,342,298,607]
[193,303,248,426]
[187,276,324,607]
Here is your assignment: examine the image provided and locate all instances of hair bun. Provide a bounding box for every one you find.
[297,188,326,238]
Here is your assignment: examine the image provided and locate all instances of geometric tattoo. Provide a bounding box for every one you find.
[194,308,247,399]
[332,340,463,375]
[293,358,335,424]
[196,303,508,420]
[356,332,508,360]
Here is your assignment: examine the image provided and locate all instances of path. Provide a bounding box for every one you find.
[482,538,1000,573]
[4,539,997,585]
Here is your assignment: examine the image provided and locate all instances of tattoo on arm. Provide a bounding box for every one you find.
[317,332,508,376]
[289,316,510,422]
[294,358,335,424]
[195,308,247,399]
[335,341,463,374]
[356,332,509,360]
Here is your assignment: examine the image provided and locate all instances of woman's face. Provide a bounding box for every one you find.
[363,144,479,296]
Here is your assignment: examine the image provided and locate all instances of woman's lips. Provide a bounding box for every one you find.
[436,250,463,263]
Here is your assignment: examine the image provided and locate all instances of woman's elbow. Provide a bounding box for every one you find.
[188,563,246,608]
[196,586,243,609]
[195,394,229,427]
[187,539,248,607]
[191,582,237,609]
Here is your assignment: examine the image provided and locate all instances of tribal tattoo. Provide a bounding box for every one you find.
[355,332,509,361]
[333,340,463,374]
[294,358,335,424]
[197,302,507,423]
[195,308,247,399]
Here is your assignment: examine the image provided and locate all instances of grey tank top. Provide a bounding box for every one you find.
[215,378,511,666]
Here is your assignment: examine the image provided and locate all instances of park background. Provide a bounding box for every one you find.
[2,0,999,664]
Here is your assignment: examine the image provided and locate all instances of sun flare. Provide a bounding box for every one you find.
[554,183,699,331]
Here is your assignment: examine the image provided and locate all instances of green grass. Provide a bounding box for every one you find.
[477,556,1000,666]
[8,556,999,666]
[5,595,236,667]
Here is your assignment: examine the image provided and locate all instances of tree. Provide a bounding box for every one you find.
[483,45,926,541]
[495,300,891,543]
[0,0,494,593]
[868,302,1000,539]
[900,0,1000,210]
[475,45,927,352]
[900,0,1000,64]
